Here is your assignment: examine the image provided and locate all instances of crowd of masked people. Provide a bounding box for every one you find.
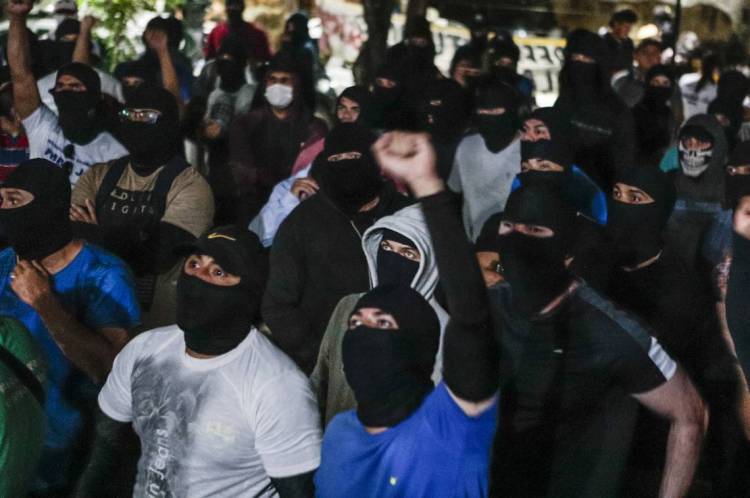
[1,0,750,495]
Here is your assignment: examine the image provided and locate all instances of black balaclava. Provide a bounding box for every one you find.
[114,60,156,102]
[419,78,468,143]
[226,0,245,28]
[473,78,521,153]
[487,34,521,83]
[708,71,749,152]
[0,159,72,260]
[376,228,420,287]
[284,12,311,48]
[497,184,575,317]
[725,141,750,209]
[560,29,612,102]
[337,85,370,125]
[319,123,382,215]
[607,167,676,267]
[176,226,268,356]
[118,84,181,173]
[402,16,436,70]
[519,107,572,189]
[342,284,440,427]
[370,61,405,130]
[216,35,248,92]
[53,18,80,69]
[53,62,103,145]
[642,64,675,107]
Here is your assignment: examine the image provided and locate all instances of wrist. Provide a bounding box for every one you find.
[409,176,445,198]
[31,290,56,312]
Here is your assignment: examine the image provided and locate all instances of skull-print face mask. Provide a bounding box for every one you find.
[678,126,714,178]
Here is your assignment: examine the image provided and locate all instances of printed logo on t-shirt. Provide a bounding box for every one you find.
[104,187,158,218]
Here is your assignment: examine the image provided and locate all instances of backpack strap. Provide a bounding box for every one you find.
[0,344,44,408]
[151,156,191,221]
[94,156,130,215]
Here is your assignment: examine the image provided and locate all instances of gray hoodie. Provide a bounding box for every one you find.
[310,203,450,426]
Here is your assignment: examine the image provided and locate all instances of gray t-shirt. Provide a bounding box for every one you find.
[448,133,521,241]
[99,325,321,497]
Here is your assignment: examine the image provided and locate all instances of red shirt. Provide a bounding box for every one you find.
[204,22,272,62]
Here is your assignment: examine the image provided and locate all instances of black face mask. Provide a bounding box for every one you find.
[372,85,400,110]
[567,61,598,97]
[475,113,517,153]
[0,197,72,261]
[217,58,245,92]
[53,90,101,145]
[176,274,257,356]
[227,9,244,27]
[498,231,570,317]
[725,170,750,209]
[643,85,673,107]
[343,324,434,427]
[376,240,419,287]
[322,159,382,215]
[607,200,663,267]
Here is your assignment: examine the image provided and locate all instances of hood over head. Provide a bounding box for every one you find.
[675,113,728,202]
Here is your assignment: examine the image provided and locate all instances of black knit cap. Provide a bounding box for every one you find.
[615,166,677,227]
[564,28,611,67]
[2,158,71,208]
[56,62,101,95]
[323,122,377,162]
[125,83,179,124]
[175,225,268,294]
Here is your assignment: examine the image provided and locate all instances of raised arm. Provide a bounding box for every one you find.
[373,132,500,414]
[144,28,182,107]
[6,0,41,119]
[72,15,97,66]
[632,367,706,498]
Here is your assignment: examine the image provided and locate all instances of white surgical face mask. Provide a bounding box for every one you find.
[265,83,294,109]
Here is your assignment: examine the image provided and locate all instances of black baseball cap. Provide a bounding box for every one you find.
[175,225,268,292]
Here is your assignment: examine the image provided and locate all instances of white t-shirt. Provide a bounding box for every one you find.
[37,69,124,114]
[22,104,127,185]
[679,72,718,122]
[99,325,322,498]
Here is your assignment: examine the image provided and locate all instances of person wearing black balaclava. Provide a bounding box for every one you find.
[418,78,468,180]
[491,182,703,498]
[262,123,411,374]
[70,84,214,329]
[78,225,322,498]
[606,165,743,497]
[204,0,271,64]
[0,158,140,493]
[372,131,704,498]
[7,0,127,185]
[317,132,500,498]
[554,28,636,191]
[230,52,328,224]
[449,76,521,241]
[665,113,729,272]
[486,32,535,110]
[708,70,750,153]
[369,59,408,131]
[633,64,677,167]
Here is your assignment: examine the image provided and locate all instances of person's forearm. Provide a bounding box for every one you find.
[35,294,118,383]
[72,27,92,65]
[659,419,703,498]
[75,410,139,497]
[158,49,182,106]
[8,13,40,118]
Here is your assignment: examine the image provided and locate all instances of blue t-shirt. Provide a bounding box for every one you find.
[0,243,140,453]
[315,382,498,498]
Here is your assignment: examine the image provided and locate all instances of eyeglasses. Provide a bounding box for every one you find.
[62,144,75,177]
[119,108,162,124]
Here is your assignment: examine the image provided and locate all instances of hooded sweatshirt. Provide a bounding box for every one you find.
[310,203,449,426]
[665,113,731,270]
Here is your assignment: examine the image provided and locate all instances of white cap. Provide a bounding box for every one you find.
[54,0,78,14]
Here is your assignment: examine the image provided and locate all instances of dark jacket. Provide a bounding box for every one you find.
[262,184,412,373]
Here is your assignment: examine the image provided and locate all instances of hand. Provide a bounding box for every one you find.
[6,0,33,18]
[144,29,169,54]
[0,115,22,136]
[372,132,443,197]
[80,15,98,33]
[10,260,52,309]
[476,251,504,288]
[203,120,222,140]
[291,178,319,200]
[69,199,98,225]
